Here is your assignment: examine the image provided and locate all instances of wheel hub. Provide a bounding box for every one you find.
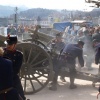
[21,63,32,74]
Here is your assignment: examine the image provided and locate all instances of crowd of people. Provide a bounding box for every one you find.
[7,24,37,35]
[62,25,100,70]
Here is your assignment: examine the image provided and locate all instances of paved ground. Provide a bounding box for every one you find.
[25,64,100,100]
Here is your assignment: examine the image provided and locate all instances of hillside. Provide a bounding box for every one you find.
[18,8,58,19]
[0,5,28,17]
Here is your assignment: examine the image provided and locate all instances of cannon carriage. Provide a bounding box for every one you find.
[0,26,100,95]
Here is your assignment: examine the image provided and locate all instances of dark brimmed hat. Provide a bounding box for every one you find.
[56,32,62,37]
[92,39,99,43]
[78,40,84,46]
[6,35,17,45]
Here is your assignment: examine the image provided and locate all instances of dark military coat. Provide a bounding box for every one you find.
[0,56,13,91]
[0,56,20,100]
[3,48,25,100]
[92,32,100,41]
[3,48,23,77]
[95,43,100,64]
[61,44,84,67]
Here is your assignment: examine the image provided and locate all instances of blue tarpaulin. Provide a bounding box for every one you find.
[53,22,72,32]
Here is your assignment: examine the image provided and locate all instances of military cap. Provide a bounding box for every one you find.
[56,32,62,37]
[83,30,89,35]
[6,35,18,45]
[78,40,84,46]
[92,39,99,43]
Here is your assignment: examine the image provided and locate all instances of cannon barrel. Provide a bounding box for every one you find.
[38,31,54,43]
[28,27,60,44]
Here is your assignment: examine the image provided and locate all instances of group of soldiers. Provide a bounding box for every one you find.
[47,32,84,90]
[47,26,100,94]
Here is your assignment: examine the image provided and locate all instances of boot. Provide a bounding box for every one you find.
[49,83,57,91]
[69,75,77,89]
[69,84,77,89]
[49,74,58,91]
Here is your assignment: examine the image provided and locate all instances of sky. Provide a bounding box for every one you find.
[0,0,94,11]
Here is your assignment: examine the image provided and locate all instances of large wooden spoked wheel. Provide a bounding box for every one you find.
[16,43,53,94]
[22,39,47,50]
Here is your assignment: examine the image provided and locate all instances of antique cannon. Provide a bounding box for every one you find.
[19,26,100,93]
[16,25,100,93]
[0,26,100,95]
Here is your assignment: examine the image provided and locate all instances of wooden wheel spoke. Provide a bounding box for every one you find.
[32,75,44,86]
[23,72,26,92]
[22,47,26,63]
[31,58,48,67]
[27,47,33,63]
[28,75,36,91]
[35,71,48,78]
[30,52,41,64]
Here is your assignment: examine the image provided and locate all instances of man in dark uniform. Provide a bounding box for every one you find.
[3,35,25,100]
[93,39,100,65]
[92,27,100,41]
[47,32,66,82]
[0,47,21,100]
[49,40,84,90]
[92,39,100,99]
[47,32,65,52]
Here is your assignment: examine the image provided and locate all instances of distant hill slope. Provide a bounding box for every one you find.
[0,5,28,17]
[19,8,59,19]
